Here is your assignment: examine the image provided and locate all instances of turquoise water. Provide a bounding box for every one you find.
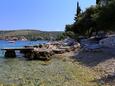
[0,40,47,48]
[0,40,81,86]
[0,40,98,85]
[0,40,47,57]
[0,40,50,85]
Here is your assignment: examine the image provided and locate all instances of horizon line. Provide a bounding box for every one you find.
[0,29,64,32]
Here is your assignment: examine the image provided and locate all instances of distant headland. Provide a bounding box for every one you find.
[0,30,63,41]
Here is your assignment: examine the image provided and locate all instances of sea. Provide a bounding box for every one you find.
[0,40,49,85]
[0,40,80,85]
[0,40,47,57]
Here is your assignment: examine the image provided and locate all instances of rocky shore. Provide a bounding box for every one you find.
[25,36,115,85]
[73,36,115,86]
[1,36,115,85]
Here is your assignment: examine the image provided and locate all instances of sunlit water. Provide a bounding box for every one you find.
[0,40,96,86]
[0,40,49,85]
[0,40,47,57]
[0,40,80,86]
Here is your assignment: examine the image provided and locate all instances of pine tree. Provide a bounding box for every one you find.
[77,1,81,16]
[74,1,81,21]
[96,0,100,4]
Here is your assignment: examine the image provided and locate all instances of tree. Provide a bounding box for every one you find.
[65,0,115,39]
[94,0,115,32]
[77,1,81,16]
[74,1,81,21]
[74,6,97,37]
[65,24,73,32]
[96,0,101,4]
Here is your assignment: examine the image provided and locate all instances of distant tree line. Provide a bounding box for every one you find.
[0,30,64,41]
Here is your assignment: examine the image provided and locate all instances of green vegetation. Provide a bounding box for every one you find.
[65,0,115,38]
[0,30,63,41]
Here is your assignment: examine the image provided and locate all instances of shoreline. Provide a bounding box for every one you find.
[0,39,115,85]
[0,50,99,86]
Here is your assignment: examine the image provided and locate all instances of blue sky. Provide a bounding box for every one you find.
[0,0,95,31]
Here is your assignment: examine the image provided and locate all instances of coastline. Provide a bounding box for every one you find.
[0,40,114,85]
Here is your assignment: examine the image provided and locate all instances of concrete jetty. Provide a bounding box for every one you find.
[1,48,53,60]
[1,40,81,60]
[1,48,34,58]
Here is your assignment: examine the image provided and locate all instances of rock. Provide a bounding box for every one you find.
[73,42,81,48]
[64,38,75,46]
[59,46,71,52]
[52,49,65,54]
[82,43,101,52]
[5,50,16,58]
[33,49,53,60]
[24,51,34,59]
[99,36,115,48]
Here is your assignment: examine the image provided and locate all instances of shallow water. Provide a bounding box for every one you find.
[0,58,68,85]
[0,57,96,86]
[0,40,49,85]
[0,40,97,86]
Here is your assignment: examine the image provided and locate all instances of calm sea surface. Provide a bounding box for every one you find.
[0,40,47,57]
[0,40,96,85]
[0,40,50,85]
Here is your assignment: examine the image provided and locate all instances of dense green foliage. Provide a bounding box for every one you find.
[65,0,115,38]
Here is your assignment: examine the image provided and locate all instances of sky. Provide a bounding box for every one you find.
[0,0,95,31]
